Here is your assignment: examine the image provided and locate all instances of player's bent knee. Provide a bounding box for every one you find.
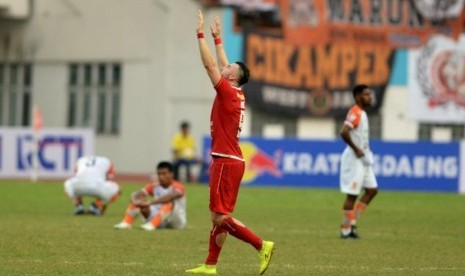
[211,218,222,226]
[211,214,226,226]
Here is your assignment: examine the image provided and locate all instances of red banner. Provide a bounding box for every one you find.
[280,0,465,48]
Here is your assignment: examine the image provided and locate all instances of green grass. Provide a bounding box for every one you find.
[0,181,465,275]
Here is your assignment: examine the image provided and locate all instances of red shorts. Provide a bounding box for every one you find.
[209,157,245,215]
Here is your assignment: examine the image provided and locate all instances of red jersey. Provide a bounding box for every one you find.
[210,77,245,161]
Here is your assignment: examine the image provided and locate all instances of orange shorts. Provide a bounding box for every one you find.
[209,157,245,215]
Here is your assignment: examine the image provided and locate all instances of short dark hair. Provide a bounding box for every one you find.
[352,84,369,99]
[180,121,189,129]
[157,161,173,172]
[235,61,250,87]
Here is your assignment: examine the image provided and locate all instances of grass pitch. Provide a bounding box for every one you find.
[0,181,464,275]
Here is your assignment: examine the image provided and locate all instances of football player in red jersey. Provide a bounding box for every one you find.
[185,11,275,276]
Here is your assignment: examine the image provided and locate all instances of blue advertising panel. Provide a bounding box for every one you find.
[371,141,460,192]
[202,137,460,192]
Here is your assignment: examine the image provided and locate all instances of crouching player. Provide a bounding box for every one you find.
[114,161,187,231]
[64,155,121,215]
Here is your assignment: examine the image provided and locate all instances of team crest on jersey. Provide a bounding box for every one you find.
[416,36,465,108]
[347,113,356,123]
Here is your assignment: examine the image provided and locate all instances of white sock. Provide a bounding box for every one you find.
[342,228,351,236]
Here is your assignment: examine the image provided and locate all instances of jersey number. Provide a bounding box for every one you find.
[85,157,97,167]
[238,108,245,138]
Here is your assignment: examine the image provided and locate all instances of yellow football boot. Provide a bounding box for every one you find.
[259,241,275,275]
[185,264,217,275]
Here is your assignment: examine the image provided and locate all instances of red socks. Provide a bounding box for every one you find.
[205,217,263,265]
[206,225,227,265]
[221,217,262,250]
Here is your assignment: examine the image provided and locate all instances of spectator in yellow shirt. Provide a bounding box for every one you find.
[172,121,197,182]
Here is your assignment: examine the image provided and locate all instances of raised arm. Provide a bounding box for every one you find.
[196,10,221,86]
[210,16,229,68]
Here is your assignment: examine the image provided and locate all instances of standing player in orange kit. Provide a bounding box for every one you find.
[185,10,275,275]
[339,84,379,239]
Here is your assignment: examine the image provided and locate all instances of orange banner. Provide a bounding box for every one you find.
[244,30,395,116]
[280,0,465,48]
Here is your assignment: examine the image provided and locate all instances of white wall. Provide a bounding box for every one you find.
[297,117,336,139]
[381,86,418,141]
[33,63,68,127]
[23,0,156,61]
[0,0,30,19]
[0,0,219,175]
[163,4,224,160]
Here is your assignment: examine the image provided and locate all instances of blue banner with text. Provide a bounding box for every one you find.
[202,137,461,192]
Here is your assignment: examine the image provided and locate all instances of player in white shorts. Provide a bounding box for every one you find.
[113,161,186,231]
[339,84,379,239]
[64,155,121,216]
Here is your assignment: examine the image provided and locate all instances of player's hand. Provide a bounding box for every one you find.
[134,201,151,208]
[354,148,364,158]
[196,10,204,34]
[131,197,140,205]
[360,155,373,166]
[210,16,222,38]
[131,192,145,205]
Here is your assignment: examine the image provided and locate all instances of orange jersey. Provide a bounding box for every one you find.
[143,181,186,211]
[343,105,370,151]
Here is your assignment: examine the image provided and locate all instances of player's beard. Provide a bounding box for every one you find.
[362,99,372,109]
